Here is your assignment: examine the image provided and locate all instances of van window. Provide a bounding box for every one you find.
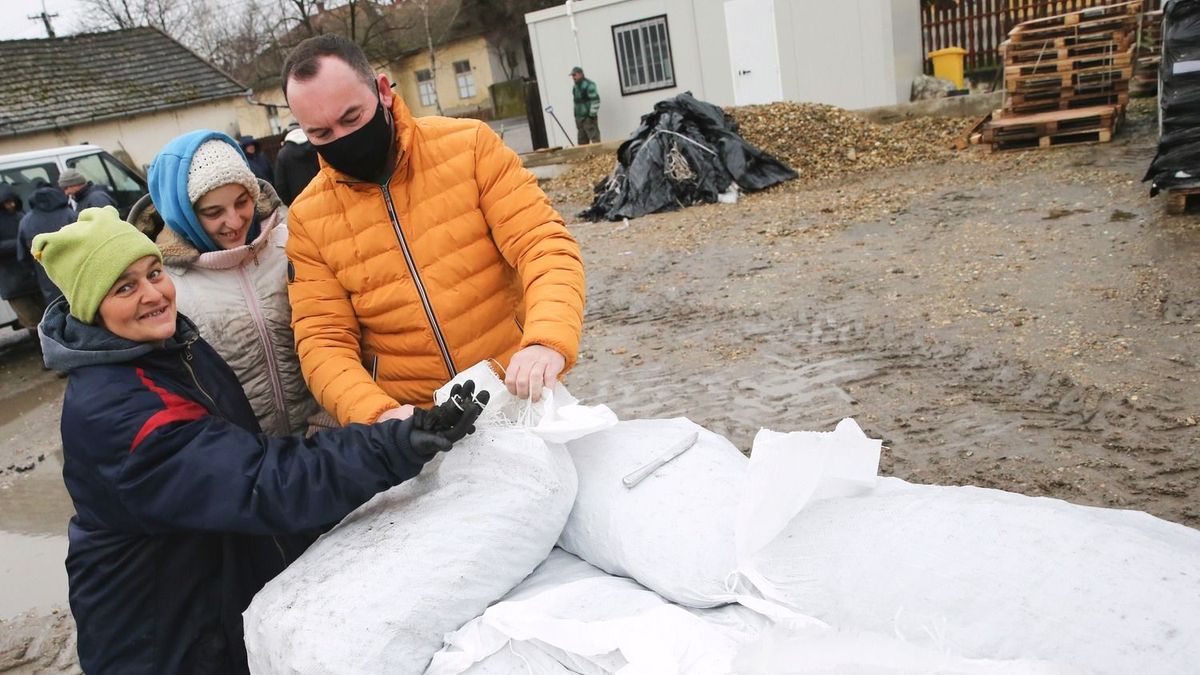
[66,152,146,217]
[0,163,59,207]
[68,153,141,193]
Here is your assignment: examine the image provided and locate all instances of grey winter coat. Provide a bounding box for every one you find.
[132,181,319,436]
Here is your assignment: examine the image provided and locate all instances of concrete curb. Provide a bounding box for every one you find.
[522,139,624,168]
[856,92,1003,124]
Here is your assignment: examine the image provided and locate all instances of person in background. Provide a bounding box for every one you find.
[130,129,318,436]
[239,135,275,184]
[571,66,601,145]
[58,169,117,214]
[34,206,486,674]
[273,124,321,206]
[18,181,75,303]
[0,184,44,333]
[281,35,585,426]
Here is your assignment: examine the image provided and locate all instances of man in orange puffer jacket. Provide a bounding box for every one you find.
[282,35,585,425]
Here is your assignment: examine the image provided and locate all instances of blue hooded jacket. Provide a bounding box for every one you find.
[42,297,437,674]
[148,130,250,253]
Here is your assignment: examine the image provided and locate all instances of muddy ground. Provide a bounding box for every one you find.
[1,102,1196,672]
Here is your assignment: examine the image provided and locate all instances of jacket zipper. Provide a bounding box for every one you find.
[378,185,456,379]
[181,342,219,411]
[185,340,288,565]
[234,265,289,432]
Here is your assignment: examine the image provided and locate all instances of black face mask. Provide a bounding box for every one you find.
[315,99,394,182]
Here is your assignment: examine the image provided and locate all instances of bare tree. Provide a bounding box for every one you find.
[412,0,463,115]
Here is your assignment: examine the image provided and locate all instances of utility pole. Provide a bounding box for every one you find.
[28,0,59,38]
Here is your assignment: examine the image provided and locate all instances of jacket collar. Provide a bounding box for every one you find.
[39,296,201,373]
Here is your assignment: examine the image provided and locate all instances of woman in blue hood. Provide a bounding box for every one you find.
[133,130,320,436]
[34,206,486,675]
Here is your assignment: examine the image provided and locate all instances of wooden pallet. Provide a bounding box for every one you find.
[1003,37,1133,65]
[1007,65,1134,92]
[1010,15,1138,44]
[989,127,1113,152]
[1165,186,1200,215]
[1004,29,1134,54]
[983,104,1122,152]
[1008,78,1129,97]
[1008,92,1129,114]
[1010,1,1141,34]
[984,104,1120,137]
[1004,45,1134,77]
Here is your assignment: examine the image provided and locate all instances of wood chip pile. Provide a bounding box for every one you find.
[546,103,975,203]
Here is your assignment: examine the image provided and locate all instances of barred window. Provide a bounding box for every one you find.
[415,69,437,108]
[454,60,476,99]
[611,15,675,95]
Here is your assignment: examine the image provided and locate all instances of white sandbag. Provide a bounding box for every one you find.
[243,362,612,675]
[559,417,879,612]
[733,623,1079,675]
[459,644,576,675]
[751,476,1200,675]
[558,418,746,607]
[428,549,773,675]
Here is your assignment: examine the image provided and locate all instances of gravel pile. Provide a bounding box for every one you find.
[731,102,973,179]
[545,102,977,203]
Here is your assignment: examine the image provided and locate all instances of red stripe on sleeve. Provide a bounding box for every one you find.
[130,367,209,452]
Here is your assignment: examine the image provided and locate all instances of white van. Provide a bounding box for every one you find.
[0,144,147,219]
[0,145,148,330]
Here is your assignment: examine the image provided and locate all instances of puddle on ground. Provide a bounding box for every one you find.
[0,463,74,536]
[0,530,69,619]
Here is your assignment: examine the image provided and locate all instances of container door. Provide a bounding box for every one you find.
[725,0,784,106]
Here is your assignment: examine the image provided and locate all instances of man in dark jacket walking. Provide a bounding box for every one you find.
[34,207,487,675]
[58,169,117,214]
[0,184,44,331]
[239,135,275,184]
[273,125,320,205]
[571,66,601,145]
[18,183,76,302]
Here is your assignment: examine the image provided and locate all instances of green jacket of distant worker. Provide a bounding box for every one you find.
[573,77,600,120]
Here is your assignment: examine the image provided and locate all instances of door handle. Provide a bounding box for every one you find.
[738,69,752,75]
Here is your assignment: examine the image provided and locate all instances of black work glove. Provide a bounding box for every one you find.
[408,380,490,459]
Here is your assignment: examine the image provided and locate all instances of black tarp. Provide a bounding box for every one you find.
[580,92,797,222]
[1145,0,1200,192]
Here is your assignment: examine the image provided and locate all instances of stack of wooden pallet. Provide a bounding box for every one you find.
[1132,9,1163,97]
[985,1,1140,152]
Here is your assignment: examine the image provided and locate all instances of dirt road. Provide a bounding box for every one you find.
[0,101,1196,672]
[555,102,1198,526]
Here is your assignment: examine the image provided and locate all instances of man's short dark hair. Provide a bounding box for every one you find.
[282,34,376,99]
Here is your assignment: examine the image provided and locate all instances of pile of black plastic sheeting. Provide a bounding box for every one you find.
[580,92,798,222]
[1146,0,1200,194]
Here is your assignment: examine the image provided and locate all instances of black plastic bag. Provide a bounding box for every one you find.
[1145,0,1200,192]
[580,92,797,222]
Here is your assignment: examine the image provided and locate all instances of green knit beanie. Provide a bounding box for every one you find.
[32,206,164,325]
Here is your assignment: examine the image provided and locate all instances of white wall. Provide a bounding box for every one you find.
[526,0,733,147]
[774,0,923,109]
[525,0,923,147]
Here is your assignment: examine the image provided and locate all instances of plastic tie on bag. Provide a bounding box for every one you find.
[434,360,618,444]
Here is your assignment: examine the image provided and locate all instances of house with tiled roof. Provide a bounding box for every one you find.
[247,0,531,124]
[0,27,272,169]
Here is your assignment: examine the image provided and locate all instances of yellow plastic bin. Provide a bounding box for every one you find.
[928,47,967,90]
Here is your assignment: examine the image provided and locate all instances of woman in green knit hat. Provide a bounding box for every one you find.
[34,204,486,675]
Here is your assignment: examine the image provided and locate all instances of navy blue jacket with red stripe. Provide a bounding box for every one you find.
[40,297,435,674]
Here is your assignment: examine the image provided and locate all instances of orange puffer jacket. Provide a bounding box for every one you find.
[287,96,585,424]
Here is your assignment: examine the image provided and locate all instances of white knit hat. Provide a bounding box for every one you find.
[186,139,261,205]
